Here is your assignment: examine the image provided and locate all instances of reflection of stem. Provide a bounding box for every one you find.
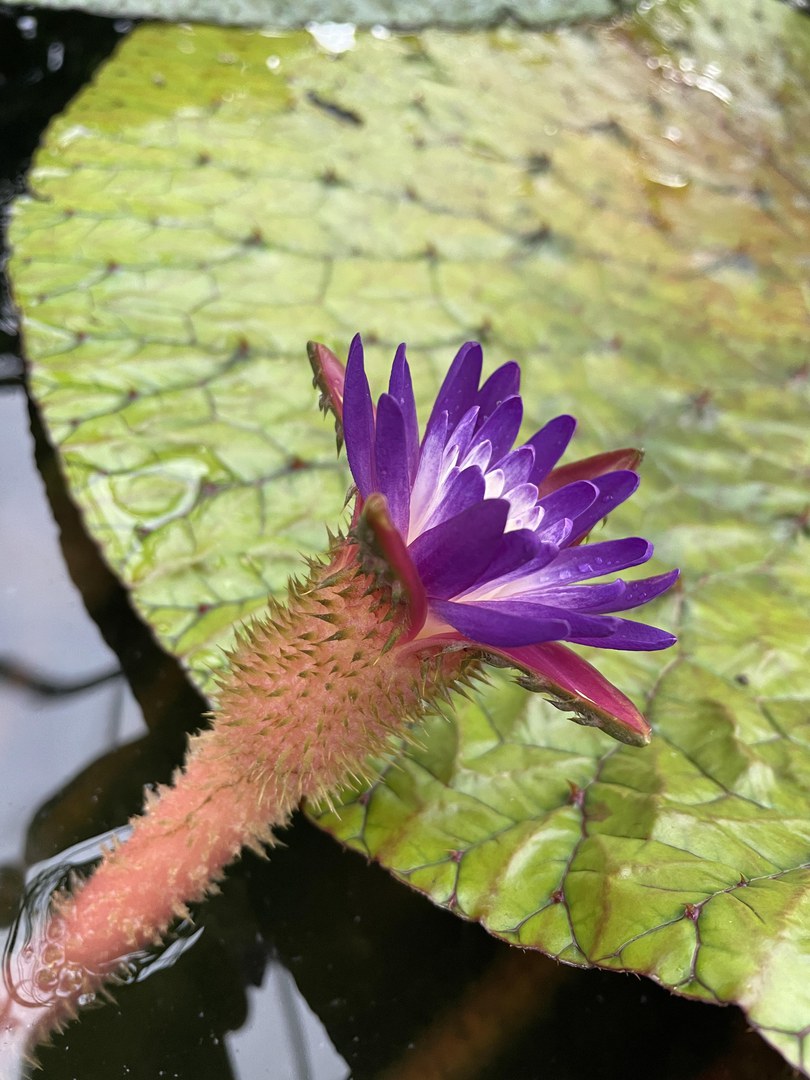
[379,948,566,1080]
[0,657,120,698]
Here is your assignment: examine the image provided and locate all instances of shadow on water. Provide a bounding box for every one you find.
[0,6,799,1079]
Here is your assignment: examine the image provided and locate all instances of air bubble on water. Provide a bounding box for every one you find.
[3,824,205,1013]
[3,827,131,1008]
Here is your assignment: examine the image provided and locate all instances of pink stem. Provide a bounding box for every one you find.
[0,555,467,1064]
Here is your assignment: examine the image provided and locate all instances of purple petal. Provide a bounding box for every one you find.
[483,601,617,639]
[488,641,651,745]
[608,568,680,611]
[375,394,411,535]
[423,342,483,444]
[421,465,486,532]
[546,569,680,614]
[343,334,376,497]
[537,481,598,530]
[474,396,523,465]
[568,618,677,651]
[468,542,561,596]
[409,411,450,531]
[447,406,482,461]
[524,415,577,487]
[501,486,540,534]
[540,537,653,585]
[536,517,574,547]
[464,528,546,590]
[460,436,492,473]
[475,361,521,425]
[409,499,509,599]
[520,580,628,611]
[568,470,640,543]
[493,445,535,491]
[387,343,420,483]
[470,601,618,640]
[430,598,570,647]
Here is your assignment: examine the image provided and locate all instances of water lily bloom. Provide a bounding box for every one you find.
[312,334,678,745]
[0,335,676,1062]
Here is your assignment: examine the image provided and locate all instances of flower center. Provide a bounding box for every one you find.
[406,406,541,544]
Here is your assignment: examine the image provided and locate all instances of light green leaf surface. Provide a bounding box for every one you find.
[2,0,628,29]
[9,3,810,1070]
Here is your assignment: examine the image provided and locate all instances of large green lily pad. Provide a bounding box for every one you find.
[0,0,629,29]
[9,2,810,1071]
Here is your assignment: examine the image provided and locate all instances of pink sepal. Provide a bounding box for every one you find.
[307,341,346,421]
[539,447,643,497]
[358,494,428,638]
[482,640,651,746]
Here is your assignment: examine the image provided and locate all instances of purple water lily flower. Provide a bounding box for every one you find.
[310,335,679,744]
[0,336,680,1060]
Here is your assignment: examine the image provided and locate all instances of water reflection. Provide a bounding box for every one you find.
[0,391,142,872]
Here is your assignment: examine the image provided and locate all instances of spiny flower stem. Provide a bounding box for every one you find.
[0,550,469,1056]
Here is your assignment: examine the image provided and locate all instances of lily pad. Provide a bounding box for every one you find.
[0,0,628,30]
[8,1,810,1071]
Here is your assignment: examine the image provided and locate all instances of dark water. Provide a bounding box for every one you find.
[0,7,798,1079]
